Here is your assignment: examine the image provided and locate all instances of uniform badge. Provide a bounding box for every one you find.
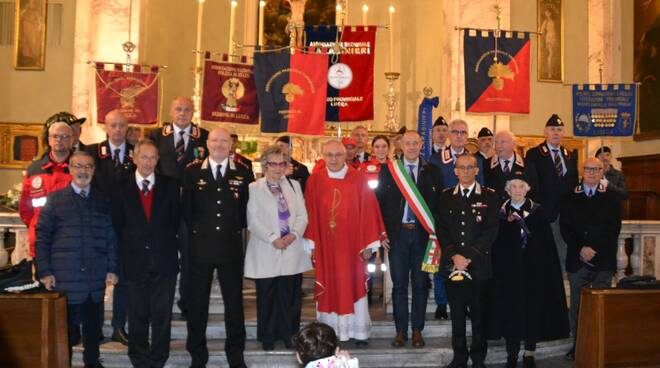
[100,145,108,157]
[229,179,242,186]
[31,176,43,189]
[476,215,482,223]
[194,147,206,159]
[197,179,207,186]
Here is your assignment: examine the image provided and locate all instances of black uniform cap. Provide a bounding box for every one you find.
[545,114,564,127]
[595,146,611,157]
[433,116,448,127]
[477,127,493,138]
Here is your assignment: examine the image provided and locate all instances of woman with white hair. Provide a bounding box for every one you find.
[244,145,312,351]
[486,172,569,368]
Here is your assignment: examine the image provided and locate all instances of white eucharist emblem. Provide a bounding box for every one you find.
[327,63,353,90]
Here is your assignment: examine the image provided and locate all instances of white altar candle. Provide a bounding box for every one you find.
[228,0,238,54]
[258,0,266,46]
[362,4,368,27]
[336,4,343,27]
[195,0,205,57]
[389,6,395,72]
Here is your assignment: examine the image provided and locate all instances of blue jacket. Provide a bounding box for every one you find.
[35,185,119,304]
[429,147,485,189]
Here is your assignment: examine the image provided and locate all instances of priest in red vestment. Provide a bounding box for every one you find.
[304,140,386,345]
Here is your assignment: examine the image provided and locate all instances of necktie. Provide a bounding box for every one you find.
[175,130,185,163]
[588,188,594,197]
[552,149,563,177]
[79,190,87,199]
[404,164,417,223]
[141,179,150,195]
[215,164,223,184]
[462,188,470,199]
[113,148,121,168]
[503,159,510,174]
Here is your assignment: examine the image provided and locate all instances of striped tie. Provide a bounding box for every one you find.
[175,131,185,163]
[503,159,510,174]
[552,149,563,177]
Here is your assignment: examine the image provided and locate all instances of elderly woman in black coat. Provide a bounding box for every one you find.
[486,173,569,368]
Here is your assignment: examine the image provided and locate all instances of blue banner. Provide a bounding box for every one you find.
[418,96,439,160]
[572,84,637,137]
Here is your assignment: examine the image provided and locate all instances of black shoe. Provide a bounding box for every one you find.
[262,342,274,351]
[505,355,518,368]
[523,355,536,368]
[565,347,575,361]
[435,304,448,320]
[111,328,129,346]
[354,339,368,348]
[84,363,105,368]
[443,361,467,368]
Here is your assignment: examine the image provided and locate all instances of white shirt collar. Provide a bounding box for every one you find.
[70,182,91,196]
[510,199,525,209]
[450,146,465,156]
[209,157,229,179]
[459,182,476,196]
[327,163,348,179]
[135,171,156,191]
[546,142,561,152]
[583,183,598,194]
[108,141,126,159]
[173,124,191,135]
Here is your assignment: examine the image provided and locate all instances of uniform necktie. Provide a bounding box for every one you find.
[587,188,594,197]
[175,130,185,163]
[503,159,510,174]
[462,188,470,199]
[404,164,417,223]
[79,190,87,199]
[215,164,224,183]
[141,179,150,195]
[552,149,563,177]
[113,148,121,168]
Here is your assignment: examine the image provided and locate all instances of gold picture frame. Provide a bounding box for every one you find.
[537,0,563,83]
[13,0,47,70]
[0,123,46,169]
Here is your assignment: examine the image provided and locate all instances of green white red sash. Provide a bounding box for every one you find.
[387,159,441,273]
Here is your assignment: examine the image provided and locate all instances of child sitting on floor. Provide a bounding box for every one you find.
[292,322,359,368]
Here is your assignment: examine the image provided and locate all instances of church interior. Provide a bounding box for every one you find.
[1,0,660,367]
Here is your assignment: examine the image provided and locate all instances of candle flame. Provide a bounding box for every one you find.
[336,4,342,11]
[389,6,395,13]
[259,0,266,6]
[362,4,369,12]
[231,0,237,7]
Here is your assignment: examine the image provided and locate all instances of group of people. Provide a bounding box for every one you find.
[19,94,628,368]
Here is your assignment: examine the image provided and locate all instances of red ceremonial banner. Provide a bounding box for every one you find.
[334,26,376,121]
[201,59,259,124]
[96,67,159,125]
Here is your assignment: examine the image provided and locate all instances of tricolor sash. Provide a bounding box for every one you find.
[387,159,441,273]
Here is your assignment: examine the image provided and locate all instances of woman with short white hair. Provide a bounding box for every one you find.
[244,145,312,351]
[486,172,569,368]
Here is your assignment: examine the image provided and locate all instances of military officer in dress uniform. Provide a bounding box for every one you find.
[525,114,578,272]
[431,116,449,155]
[483,130,526,204]
[435,153,499,368]
[182,127,253,368]
[149,96,209,318]
[275,136,310,191]
[476,127,494,160]
[86,109,135,345]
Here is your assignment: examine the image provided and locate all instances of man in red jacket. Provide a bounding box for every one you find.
[19,119,75,257]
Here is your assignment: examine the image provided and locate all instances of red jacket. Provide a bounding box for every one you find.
[18,152,71,258]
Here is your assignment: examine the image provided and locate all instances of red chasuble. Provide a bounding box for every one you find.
[304,166,385,315]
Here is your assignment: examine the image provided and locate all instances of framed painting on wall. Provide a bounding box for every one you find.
[537,0,563,82]
[263,0,336,47]
[0,123,45,169]
[634,0,660,140]
[13,0,47,70]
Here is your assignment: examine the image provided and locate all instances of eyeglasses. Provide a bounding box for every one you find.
[456,165,477,171]
[70,163,94,170]
[450,130,468,136]
[49,134,71,141]
[266,161,288,168]
[583,167,603,173]
[323,153,345,159]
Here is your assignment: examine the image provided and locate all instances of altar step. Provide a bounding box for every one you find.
[73,336,572,368]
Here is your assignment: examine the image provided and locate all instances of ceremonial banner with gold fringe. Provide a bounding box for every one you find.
[201,55,259,124]
[464,30,530,114]
[306,25,377,122]
[387,159,441,273]
[254,50,328,135]
[95,63,160,125]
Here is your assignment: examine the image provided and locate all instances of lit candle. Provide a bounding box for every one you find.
[258,0,266,46]
[362,4,368,27]
[228,0,238,54]
[195,0,205,56]
[336,4,342,27]
[389,6,395,72]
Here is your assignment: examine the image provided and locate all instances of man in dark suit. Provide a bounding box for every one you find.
[378,131,442,349]
[559,157,621,360]
[182,127,254,368]
[111,139,180,368]
[525,114,578,272]
[275,136,310,191]
[483,130,526,204]
[351,125,371,163]
[149,96,208,318]
[435,153,499,368]
[87,109,135,345]
[431,116,449,155]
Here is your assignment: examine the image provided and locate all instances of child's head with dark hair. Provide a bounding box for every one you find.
[292,322,339,365]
